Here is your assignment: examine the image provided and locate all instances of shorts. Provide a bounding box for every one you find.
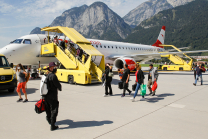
[16,82,26,93]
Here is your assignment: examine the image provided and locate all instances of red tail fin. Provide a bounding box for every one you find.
[152,26,165,48]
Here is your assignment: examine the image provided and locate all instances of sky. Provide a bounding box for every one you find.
[0,0,147,48]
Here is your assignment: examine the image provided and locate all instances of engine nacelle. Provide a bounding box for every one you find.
[114,58,136,71]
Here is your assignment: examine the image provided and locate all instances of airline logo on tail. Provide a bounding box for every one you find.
[152,26,166,48]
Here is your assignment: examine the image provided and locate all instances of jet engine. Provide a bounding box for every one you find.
[114,58,136,71]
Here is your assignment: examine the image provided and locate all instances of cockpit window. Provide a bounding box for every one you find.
[10,39,23,44]
[23,39,32,44]
[0,56,9,67]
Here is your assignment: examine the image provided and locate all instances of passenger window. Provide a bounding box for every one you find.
[108,46,110,48]
[100,46,102,48]
[123,47,124,49]
[23,39,32,44]
[119,47,121,49]
[96,45,98,48]
[112,46,113,49]
[116,47,117,49]
[104,46,106,48]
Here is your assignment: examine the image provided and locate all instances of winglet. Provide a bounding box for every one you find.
[152,26,166,48]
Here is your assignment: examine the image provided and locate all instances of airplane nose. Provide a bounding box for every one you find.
[0,44,13,58]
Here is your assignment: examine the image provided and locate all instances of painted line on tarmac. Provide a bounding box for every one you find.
[93,85,208,139]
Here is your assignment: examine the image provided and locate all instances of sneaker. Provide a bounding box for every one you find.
[140,98,145,101]
[51,125,59,131]
[193,83,196,86]
[17,98,23,102]
[149,92,152,96]
[121,95,125,97]
[152,93,155,96]
[23,99,28,103]
[103,94,108,97]
[201,83,203,85]
[130,98,135,102]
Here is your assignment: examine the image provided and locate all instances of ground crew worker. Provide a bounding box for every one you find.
[103,63,113,96]
[121,64,132,97]
[118,68,123,80]
[44,62,62,131]
[147,64,158,96]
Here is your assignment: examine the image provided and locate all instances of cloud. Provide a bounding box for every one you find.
[0,2,15,13]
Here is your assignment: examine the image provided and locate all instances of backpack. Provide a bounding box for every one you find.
[40,75,48,96]
[35,99,45,114]
[201,67,206,73]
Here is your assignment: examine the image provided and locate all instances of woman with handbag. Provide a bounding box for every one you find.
[130,64,145,102]
[103,63,113,96]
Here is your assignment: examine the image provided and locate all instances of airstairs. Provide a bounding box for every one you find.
[40,26,105,84]
[160,45,193,71]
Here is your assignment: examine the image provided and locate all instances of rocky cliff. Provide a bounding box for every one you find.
[49,2,131,41]
[123,0,194,27]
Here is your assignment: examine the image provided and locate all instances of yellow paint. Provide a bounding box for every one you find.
[0,54,16,84]
[40,26,105,84]
[41,43,55,55]
[160,44,193,71]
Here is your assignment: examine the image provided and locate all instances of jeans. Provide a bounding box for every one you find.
[195,74,203,84]
[133,83,140,98]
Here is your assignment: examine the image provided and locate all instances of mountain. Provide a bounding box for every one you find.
[30,27,45,34]
[125,0,208,55]
[40,2,131,41]
[123,0,194,28]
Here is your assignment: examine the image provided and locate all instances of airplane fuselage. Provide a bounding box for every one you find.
[0,34,163,66]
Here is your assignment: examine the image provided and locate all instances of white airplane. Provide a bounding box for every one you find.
[0,26,208,71]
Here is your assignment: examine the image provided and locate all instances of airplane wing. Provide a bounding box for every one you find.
[127,50,208,57]
[107,50,208,61]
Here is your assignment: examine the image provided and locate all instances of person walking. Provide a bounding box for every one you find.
[103,63,113,96]
[193,63,197,79]
[44,62,62,131]
[121,64,132,97]
[193,64,203,86]
[16,64,28,102]
[147,64,158,96]
[130,64,145,102]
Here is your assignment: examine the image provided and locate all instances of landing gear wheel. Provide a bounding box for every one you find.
[68,75,74,84]
[8,88,15,93]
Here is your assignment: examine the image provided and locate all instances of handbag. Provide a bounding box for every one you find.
[132,84,137,91]
[118,82,123,89]
[151,81,158,91]
[35,99,45,114]
[108,72,114,77]
[140,84,146,96]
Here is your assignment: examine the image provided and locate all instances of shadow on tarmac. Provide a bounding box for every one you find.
[56,119,113,130]
[145,93,175,103]
[0,88,38,97]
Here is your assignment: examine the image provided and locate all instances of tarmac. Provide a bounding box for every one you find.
[0,71,208,139]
